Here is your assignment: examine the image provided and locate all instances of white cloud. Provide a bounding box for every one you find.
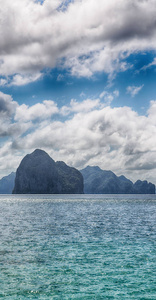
[0,73,42,86]
[80,92,86,98]
[0,0,156,81]
[15,100,59,122]
[10,73,42,86]
[57,74,64,81]
[100,89,119,105]
[14,101,156,186]
[126,84,144,97]
[0,78,8,86]
[0,92,156,184]
[61,98,101,115]
[113,90,119,97]
[0,91,17,116]
[141,57,156,71]
[0,91,33,140]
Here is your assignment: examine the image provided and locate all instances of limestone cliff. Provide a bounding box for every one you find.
[80,166,155,194]
[0,172,16,194]
[13,149,84,194]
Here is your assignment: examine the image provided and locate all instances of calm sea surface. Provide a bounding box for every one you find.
[0,194,156,299]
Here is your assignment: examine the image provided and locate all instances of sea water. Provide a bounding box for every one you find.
[0,194,155,299]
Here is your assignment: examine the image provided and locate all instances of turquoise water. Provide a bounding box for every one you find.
[0,194,156,299]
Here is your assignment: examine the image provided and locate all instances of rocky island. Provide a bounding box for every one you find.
[0,172,16,194]
[13,149,84,194]
[80,166,155,194]
[0,149,155,194]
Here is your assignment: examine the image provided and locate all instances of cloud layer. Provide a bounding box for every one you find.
[0,0,156,84]
[0,0,156,184]
[0,90,156,184]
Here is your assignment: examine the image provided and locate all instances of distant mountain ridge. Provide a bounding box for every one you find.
[0,172,16,194]
[0,151,155,194]
[80,166,155,194]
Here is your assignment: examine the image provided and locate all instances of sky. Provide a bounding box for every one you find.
[0,0,156,184]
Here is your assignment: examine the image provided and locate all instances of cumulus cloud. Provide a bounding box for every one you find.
[0,92,156,184]
[0,0,156,82]
[0,94,31,160]
[126,84,144,97]
[15,100,59,122]
[10,73,42,86]
[0,78,8,86]
[0,92,33,139]
[13,101,156,185]
[0,91,17,116]
[0,73,42,87]
[60,98,101,115]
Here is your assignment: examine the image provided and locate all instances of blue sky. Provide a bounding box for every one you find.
[1,51,155,113]
[0,0,156,184]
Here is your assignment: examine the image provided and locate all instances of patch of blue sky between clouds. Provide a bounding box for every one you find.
[0,51,155,116]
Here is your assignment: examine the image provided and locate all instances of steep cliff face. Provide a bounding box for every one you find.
[133,180,155,194]
[13,149,83,194]
[56,161,84,194]
[80,166,155,194]
[0,172,16,194]
[11,152,155,195]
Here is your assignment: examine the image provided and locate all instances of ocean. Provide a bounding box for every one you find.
[0,194,156,299]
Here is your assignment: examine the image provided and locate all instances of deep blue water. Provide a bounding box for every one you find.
[0,194,156,299]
